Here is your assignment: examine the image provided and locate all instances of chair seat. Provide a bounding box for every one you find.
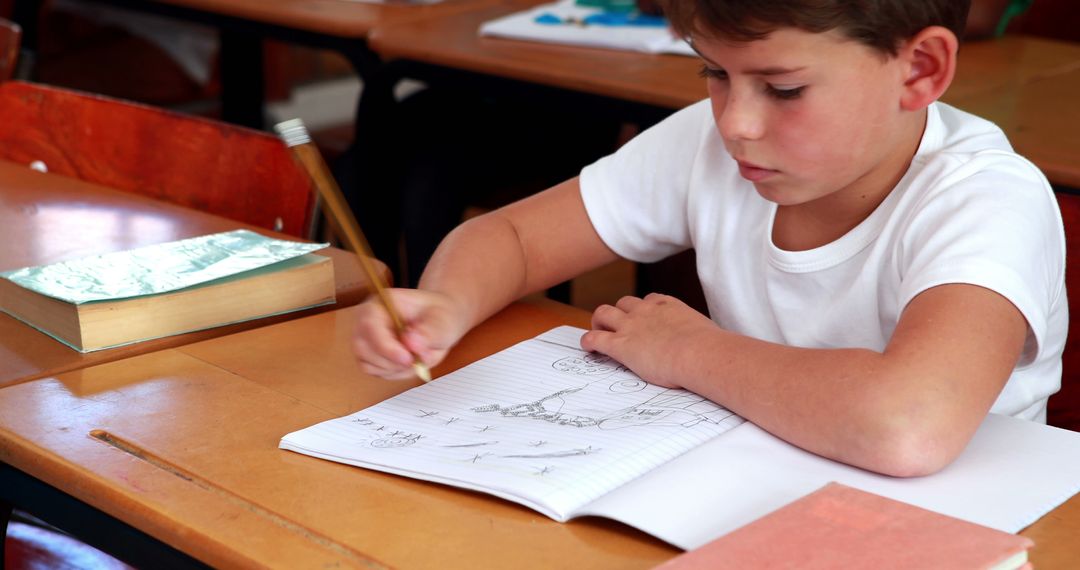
[5,521,133,570]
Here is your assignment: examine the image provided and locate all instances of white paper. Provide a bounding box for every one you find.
[479,0,694,56]
[280,326,744,520]
[584,414,1080,549]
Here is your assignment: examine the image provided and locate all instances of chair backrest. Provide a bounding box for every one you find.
[0,17,18,81]
[0,80,318,238]
[1050,191,1080,432]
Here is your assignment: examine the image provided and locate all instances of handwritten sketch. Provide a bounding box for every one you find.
[471,352,734,430]
[370,433,423,448]
[280,326,748,512]
[472,387,599,427]
[551,354,628,377]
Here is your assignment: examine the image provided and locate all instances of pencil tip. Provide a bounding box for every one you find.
[415,362,432,383]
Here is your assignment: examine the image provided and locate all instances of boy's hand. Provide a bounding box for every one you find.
[352,289,469,380]
[581,293,720,389]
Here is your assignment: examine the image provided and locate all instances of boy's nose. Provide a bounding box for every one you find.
[716,91,766,142]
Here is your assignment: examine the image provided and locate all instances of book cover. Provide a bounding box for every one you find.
[0,229,335,351]
[655,482,1033,570]
[279,326,1080,551]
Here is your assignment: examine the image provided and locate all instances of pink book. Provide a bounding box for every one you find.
[657,482,1034,570]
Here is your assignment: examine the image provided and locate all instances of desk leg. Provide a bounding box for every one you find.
[0,494,11,569]
[219,29,265,129]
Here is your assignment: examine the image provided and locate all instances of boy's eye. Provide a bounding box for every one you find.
[766,85,806,100]
[697,64,728,81]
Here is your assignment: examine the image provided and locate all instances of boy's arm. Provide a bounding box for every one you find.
[354,177,619,378]
[419,176,618,326]
[583,283,1028,477]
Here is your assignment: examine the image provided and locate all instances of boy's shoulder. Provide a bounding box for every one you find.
[916,102,1047,187]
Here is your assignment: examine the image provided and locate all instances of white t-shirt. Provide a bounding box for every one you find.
[580,100,1066,421]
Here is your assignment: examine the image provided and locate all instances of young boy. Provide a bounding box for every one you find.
[352,0,1066,478]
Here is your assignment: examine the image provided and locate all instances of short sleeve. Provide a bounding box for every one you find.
[896,152,1065,365]
[579,100,714,263]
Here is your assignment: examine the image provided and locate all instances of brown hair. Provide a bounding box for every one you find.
[660,0,970,55]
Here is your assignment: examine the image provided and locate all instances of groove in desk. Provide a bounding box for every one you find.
[88,429,385,569]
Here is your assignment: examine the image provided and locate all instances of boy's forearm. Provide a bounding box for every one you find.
[668,283,1025,477]
[418,177,619,331]
[677,333,961,476]
[417,213,531,331]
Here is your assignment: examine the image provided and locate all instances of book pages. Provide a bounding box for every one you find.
[1,229,328,304]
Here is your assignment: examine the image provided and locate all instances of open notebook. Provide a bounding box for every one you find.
[281,326,1080,550]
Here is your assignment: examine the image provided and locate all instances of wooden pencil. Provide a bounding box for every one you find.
[274,118,431,383]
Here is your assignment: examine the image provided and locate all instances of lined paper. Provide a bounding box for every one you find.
[280,326,744,520]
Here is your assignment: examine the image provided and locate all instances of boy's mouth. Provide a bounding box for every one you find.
[736,160,778,182]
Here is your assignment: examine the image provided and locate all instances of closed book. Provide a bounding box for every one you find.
[656,482,1033,570]
[0,230,335,352]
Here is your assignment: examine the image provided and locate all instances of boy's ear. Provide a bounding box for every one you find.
[898,26,958,111]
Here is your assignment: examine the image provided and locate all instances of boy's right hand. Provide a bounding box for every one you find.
[351,289,469,381]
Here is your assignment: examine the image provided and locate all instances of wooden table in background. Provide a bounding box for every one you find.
[0,159,387,389]
[945,64,1080,190]
[0,298,1077,568]
[370,8,1080,188]
[369,0,704,121]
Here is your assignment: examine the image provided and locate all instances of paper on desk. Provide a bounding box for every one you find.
[0,229,328,303]
[583,413,1080,550]
[479,0,694,56]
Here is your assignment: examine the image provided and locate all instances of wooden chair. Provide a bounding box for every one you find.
[1049,191,1080,432]
[0,16,17,81]
[0,20,318,239]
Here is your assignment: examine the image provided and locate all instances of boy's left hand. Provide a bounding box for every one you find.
[581,293,720,389]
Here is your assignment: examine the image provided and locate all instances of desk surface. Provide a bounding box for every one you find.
[945,66,1080,189]
[0,299,1076,568]
[146,0,501,39]
[0,160,385,389]
[368,1,706,110]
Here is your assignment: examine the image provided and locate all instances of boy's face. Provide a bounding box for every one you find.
[694,27,919,209]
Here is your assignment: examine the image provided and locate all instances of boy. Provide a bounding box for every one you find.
[352,0,1066,478]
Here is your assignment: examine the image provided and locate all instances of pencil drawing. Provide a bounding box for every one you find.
[499,446,599,459]
[370,433,422,448]
[552,353,628,377]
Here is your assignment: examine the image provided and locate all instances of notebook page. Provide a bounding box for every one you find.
[280,326,744,520]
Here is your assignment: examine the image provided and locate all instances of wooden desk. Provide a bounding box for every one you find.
[946,35,1080,101]
[16,0,501,124]
[0,299,1077,568]
[369,1,705,113]
[0,159,386,389]
[945,66,1080,190]
[0,301,678,568]
[370,7,1080,186]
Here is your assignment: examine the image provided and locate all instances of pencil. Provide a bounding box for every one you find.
[274,118,432,383]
